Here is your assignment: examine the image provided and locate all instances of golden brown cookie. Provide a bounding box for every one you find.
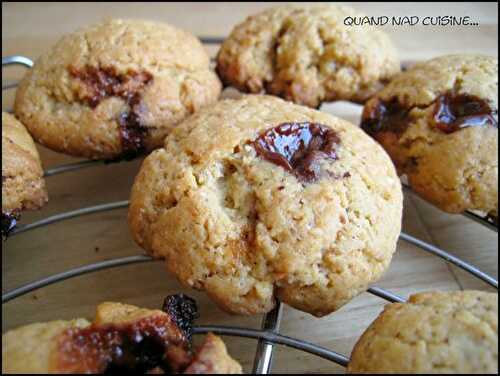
[348,290,498,374]
[128,95,403,317]
[2,112,48,235]
[361,54,498,219]
[216,5,400,108]
[14,18,221,160]
[2,296,242,374]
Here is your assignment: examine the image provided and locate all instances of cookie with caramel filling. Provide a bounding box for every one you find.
[129,95,403,317]
[361,54,498,219]
[14,19,221,160]
[2,296,241,374]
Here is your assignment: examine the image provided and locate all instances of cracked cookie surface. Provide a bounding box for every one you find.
[361,54,498,218]
[2,112,48,234]
[348,290,498,374]
[128,95,403,316]
[14,18,221,160]
[216,5,400,108]
[2,300,242,374]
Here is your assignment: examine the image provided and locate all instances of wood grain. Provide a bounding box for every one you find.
[2,2,498,374]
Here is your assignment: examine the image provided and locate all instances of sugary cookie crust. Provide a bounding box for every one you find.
[217,5,400,108]
[2,112,48,214]
[129,95,403,316]
[14,18,221,160]
[348,290,498,374]
[2,319,91,374]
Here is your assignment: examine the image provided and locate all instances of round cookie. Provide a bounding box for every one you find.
[2,112,48,235]
[128,95,403,316]
[348,290,498,374]
[14,18,221,160]
[2,296,242,374]
[216,5,400,108]
[360,54,498,219]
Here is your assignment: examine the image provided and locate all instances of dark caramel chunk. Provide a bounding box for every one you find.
[117,95,148,159]
[53,294,204,373]
[433,92,498,133]
[55,315,190,374]
[252,122,340,182]
[360,98,410,136]
[361,92,497,138]
[69,66,152,108]
[69,65,153,158]
[1,211,19,238]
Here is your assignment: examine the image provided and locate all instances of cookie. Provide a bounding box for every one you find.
[348,290,498,374]
[2,296,242,374]
[360,54,498,218]
[2,112,48,236]
[216,5,400,108]
[128,95,403,316]
[14,18,221,160]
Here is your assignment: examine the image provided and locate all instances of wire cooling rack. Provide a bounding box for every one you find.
[2,37,498,374]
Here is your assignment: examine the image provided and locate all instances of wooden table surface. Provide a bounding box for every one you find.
[2,2,498,373]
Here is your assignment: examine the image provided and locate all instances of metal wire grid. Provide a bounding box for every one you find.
[2,37,498,374]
